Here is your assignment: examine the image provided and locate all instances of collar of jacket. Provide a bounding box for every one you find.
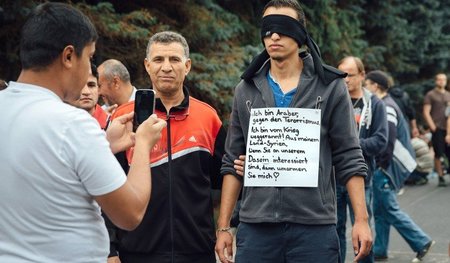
[155,85,190,118]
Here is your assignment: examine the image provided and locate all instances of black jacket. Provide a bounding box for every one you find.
[107,87,225,263]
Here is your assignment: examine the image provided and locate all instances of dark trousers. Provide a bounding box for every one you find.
[119,251,215,263]
[235,222,340,263]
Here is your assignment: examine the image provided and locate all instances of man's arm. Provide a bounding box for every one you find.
[423,104,436,132]
[410,118,419,138]
[96,114,166,231]
[346,176,372,261]
[215,175,242,263]
[446,115,450,145]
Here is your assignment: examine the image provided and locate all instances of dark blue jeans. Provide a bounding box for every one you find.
[336,184,374,263]
[373,169,431,257]
[235,222,340,263]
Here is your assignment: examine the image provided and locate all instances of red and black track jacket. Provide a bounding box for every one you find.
[108,87,225,262]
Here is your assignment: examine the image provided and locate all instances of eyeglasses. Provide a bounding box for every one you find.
[346,73,358,78]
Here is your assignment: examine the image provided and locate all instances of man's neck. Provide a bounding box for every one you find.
[269,56,303,92]
[17,68,64,99]
[435,86,446,93]
[159,88,185,112]
[270,56,303,79]
[117,83,134,106]
[377,90,388,99]
[349,87,364,99]
[88,106,95,116]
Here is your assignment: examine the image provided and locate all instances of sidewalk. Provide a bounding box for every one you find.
[345,174,450,262]
[215,175,450,263]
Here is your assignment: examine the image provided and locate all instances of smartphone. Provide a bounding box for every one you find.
[133,89,155,132]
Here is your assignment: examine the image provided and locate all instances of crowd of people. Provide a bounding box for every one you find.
[0,1,448,263]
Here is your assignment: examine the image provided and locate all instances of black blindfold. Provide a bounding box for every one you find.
[241,14,346,85]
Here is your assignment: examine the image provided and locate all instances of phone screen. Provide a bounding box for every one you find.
[133,89,155,131]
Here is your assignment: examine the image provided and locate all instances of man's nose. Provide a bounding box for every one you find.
[81,88,91,95]
[161,60,172,72]
[271,32,281,40]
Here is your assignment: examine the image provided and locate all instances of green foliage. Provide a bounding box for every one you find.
[301,0,368,66]
[2,0,450,125]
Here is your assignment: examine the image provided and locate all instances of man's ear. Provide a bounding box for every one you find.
[113,75,120,90]
[185,58,191,76]
[61,45,75,69]
[144,57,150,73]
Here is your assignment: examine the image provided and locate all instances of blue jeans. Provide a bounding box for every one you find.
[373,169,431,257]
[336,184,374,263]
[235,222,340,263]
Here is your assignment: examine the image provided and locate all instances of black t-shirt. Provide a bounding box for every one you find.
[352,97,364,130]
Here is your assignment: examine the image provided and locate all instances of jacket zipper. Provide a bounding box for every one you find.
[166,114,174,263]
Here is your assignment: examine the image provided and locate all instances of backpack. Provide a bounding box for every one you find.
[385,113,417,191]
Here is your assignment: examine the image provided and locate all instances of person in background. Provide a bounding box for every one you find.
[389,84,419,137]
[0,3,166,262]
[0,79,7,90]
[215,1,372,262]
[365,70,435,263]
[423,73,450,187]
[98,59,137,114]
[405,136,434,185]
[337,56,388,263]
[75,63,108,129]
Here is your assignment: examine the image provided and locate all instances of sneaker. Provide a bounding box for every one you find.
[412,240,435,262]
[438,176,447,187]
[415,177,428,186]
[374,255,388,261]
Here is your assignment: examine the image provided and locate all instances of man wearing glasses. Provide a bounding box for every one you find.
[337,56,388,263]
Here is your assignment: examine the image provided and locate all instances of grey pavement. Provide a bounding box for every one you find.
[215,174,450,263]
[345,174,450,263]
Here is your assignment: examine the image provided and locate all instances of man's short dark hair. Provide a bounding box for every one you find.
[146,31,190,59]
[263,0,306,27]
[0,79,7,90]
[20,2,98,71]
[100,59,131,83]
[91,63,99,80]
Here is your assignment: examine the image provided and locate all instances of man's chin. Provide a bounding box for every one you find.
[79,103,94,110]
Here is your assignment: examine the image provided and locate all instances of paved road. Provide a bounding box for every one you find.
[215,175,450,263]
[345,174,450,263]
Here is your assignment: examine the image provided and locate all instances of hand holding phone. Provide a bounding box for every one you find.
[133,89,155,132]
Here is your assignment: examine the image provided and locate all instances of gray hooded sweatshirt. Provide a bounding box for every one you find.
[221,53,367,225]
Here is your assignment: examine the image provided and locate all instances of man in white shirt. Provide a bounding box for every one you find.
[0,3,165,262]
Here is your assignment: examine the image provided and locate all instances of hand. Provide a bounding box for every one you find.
[411,127,419,138]
[106,112,135,154]
[215,231,234,263]
[105,104,118,115]
[135,114,166,148]
[446,134,450,145]
[107,256,121,263]
[234,155,246,177]
[352,220,372,262]
[430,125,437,133]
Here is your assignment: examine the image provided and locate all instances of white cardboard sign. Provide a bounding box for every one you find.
[244,108,321,187]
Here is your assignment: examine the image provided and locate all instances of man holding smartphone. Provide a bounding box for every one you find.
[0,3,166,262]
[107,31,226,263]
